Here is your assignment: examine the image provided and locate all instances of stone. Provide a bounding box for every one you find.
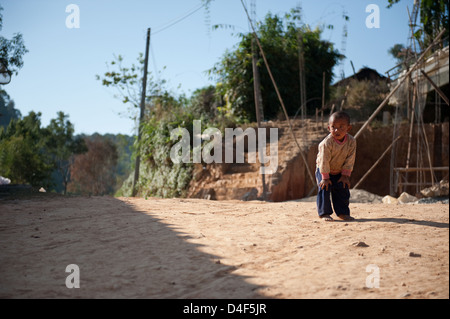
[397,192,418,204]
[382,195,398,204]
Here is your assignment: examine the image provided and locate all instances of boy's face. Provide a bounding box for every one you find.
[328,118,352,142]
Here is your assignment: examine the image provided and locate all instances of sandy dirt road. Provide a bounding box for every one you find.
[0,195,448,299]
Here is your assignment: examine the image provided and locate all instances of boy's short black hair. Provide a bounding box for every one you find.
[329,111,351,125]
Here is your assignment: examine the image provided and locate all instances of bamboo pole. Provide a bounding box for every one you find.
[404,82,417,192]
[394,166,448,172]
[420,70,449,106]
[251,36,267,200]
[406,83,417,169]
[240,0,316,187]
[321,72,325,127]
[353,136,401,189]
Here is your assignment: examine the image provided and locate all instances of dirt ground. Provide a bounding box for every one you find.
[0,194,448,299]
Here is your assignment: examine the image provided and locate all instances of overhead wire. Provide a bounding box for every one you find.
[152,2,206,36]
[145,1,207,96]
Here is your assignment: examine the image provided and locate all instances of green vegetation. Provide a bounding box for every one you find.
[99,8,342,198]
[0,5,28,75]
[0,106,134,195]
[387,0,448,51]
[209,9,341,121]
[0,110,86,190]
[1,5,360,198]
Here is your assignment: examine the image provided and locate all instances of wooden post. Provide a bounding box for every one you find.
[330,103,335,115]
[315,108,318,128]
[340,85,349,111]
[321,71,325,128]
[251,36,267,200]
[406,84,417,169]
[132,28,151,197]
[405,82,417,193]
[298,32,306,121]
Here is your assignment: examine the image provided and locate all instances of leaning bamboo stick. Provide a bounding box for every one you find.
[393,167,448,172]
[420,70,449,106]
[406,83,417,169]
[353,136,401,189]
[240,0,316,187]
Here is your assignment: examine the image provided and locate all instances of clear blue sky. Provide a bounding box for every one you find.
[1,0,412,135]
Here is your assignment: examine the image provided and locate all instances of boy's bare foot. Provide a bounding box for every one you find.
[320,215,334,221]
[337,215,355,221]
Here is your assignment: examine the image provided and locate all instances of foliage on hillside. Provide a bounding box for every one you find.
[118,89,221,198]
[0,110,87,191]
[209,9,341,121]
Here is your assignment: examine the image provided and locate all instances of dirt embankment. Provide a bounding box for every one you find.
[188,121,448,202]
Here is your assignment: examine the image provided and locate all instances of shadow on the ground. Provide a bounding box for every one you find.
[0,196,267,299]
[355,217,448,229]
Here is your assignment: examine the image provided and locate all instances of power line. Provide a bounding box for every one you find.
[152,2,206,36]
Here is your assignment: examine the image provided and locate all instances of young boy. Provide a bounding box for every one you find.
[316,111,356,221]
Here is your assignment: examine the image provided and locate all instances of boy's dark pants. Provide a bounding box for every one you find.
[316,168,350,217]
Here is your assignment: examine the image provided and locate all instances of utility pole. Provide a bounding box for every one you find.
[132,28,151,197]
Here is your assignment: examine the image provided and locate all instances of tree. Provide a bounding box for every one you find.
[0,89,21,130]
[0,110,87,191]
[0,5,28,76]
[209,9,341,122]
[45,112,87,194]
[0,112,53,187]
[104,133,134,191]
[332,78,390,121]
[96,54,166,123]
[387,0,449,50]
[68,136,118,195]
[189,85,220,121]
[388,43,406,64]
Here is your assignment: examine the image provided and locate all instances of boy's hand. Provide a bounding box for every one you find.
[319,178,332,191]
[338,175,351,189]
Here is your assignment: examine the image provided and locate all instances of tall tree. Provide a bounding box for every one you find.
[0,112,53,186]
[68,136,118,195]
[0,111,87,190]
[209,9,341,122]
[0,90,21,130]
[387,0,449,50]
[45,112,87,194]
[0,5,28,76]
